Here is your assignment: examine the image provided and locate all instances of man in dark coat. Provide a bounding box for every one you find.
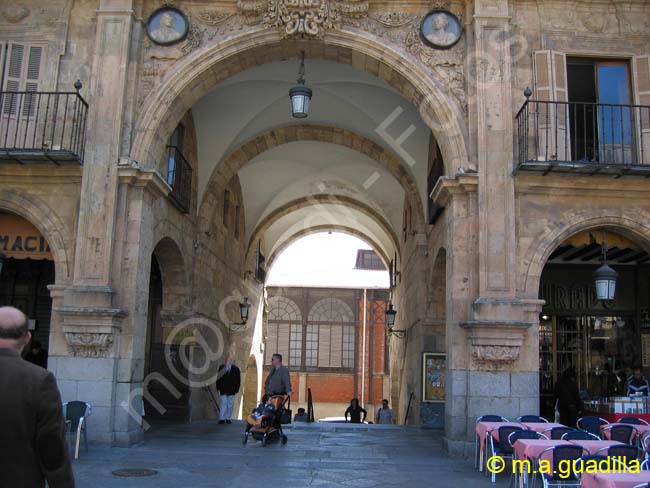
[216,356,240,424]
[0,306,74,488]
[555,367,583,427]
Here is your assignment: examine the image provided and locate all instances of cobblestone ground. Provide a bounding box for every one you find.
[72,421,505,488]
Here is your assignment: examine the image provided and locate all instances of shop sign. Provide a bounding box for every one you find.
[0,213,52,260]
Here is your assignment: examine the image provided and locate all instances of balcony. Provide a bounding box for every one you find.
[516,99,650,177]
[166,146,192,213]
[0,87,88,165]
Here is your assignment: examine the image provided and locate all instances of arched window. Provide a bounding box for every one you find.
[307,298,355,369]
[266,296,302,367]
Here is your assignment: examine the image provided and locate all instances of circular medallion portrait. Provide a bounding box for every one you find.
[146,7,189,46]
[420,10,463,50]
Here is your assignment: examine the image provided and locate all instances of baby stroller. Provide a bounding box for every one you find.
[243,394,289,446]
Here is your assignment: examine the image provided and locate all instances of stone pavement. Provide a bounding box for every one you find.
[72,421,506,488]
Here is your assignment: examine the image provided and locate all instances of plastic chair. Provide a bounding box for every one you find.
[642,432,650,462]
[477,414,510,422]
[619,417,650,426]
[575,454,608,479]
[576,455,625,480]
[475,415,509,470]
[596,444,641,466]
[508,430,548,488]
[517,415,549,423]
[561,430,600,441]
[577,416,609,438]
[632,484,650,488]
[537,444,586,488]
[544,426,576,440]
[63,401,91,459]
[488,425,523,483]
[603,424,636,444]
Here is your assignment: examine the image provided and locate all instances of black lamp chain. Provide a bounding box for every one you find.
[298,51,306,84]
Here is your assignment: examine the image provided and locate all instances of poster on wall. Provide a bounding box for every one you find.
[422,352,446,403]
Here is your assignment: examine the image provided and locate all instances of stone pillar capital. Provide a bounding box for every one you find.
[461,297,544,371]
[117,164,171,199]
[54,304,126,358]
[460,320,530,371]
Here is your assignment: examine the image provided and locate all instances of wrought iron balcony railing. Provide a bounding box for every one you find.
[166,145,192,213]
[516,98,650,176]
[0,85,88,164]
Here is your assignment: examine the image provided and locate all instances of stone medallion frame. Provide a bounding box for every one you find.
[420,10,463,50]
[146,6,189,46]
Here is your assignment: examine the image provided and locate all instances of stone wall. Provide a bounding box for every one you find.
[1,0,649,451]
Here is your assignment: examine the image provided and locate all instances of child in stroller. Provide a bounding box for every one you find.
[243,394,289,446]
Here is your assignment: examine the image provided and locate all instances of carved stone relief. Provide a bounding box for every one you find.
[137,0,467,111]
[471,344,520,371]
[64,332,114,358]
[2,4,30,23]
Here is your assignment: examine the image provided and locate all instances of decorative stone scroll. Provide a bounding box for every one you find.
[237,0,369,38]
[64,332,114,358]
[470,344,520,370]
[461,319,530,371]
[55,304,126,358]
[136,0,468,111]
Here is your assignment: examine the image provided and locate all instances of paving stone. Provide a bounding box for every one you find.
[70,420,514,487]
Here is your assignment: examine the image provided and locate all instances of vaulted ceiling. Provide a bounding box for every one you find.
[192,59,431,262]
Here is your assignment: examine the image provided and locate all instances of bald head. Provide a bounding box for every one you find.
[0,307,29,351]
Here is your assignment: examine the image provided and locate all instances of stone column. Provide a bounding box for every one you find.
[431,174,479,455]
[441,0,545,455]
[53,0,137,444]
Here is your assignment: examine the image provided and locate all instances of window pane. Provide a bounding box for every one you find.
[290,323,302,367]
[342,326,355,368]
[597,64,632,161]
[306,324,318,367]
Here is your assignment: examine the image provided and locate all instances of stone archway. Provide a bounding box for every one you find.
[242,355,259,418]
[246,194,399,267]
[152,237,191,315]
[265,224,392,272]
[200,126,426,234]
[143,237,192,421]
[0,190,72,283]
[130,30,469,182]
[522,215,650,299]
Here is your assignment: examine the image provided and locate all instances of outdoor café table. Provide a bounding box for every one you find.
[602,423,650,442]
[475,422,525,472]
[581,471,650,488]
[513,439,567,488]
[521,422,567,433]
[567,439,623,454]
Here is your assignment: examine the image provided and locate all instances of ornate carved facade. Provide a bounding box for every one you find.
[0,0,649,454]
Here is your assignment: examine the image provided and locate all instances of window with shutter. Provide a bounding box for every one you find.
[3,43,24,116]
[532,50,570,161]
[23,46,42,117]
[2,43,43,117]
[318,324,331,368]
